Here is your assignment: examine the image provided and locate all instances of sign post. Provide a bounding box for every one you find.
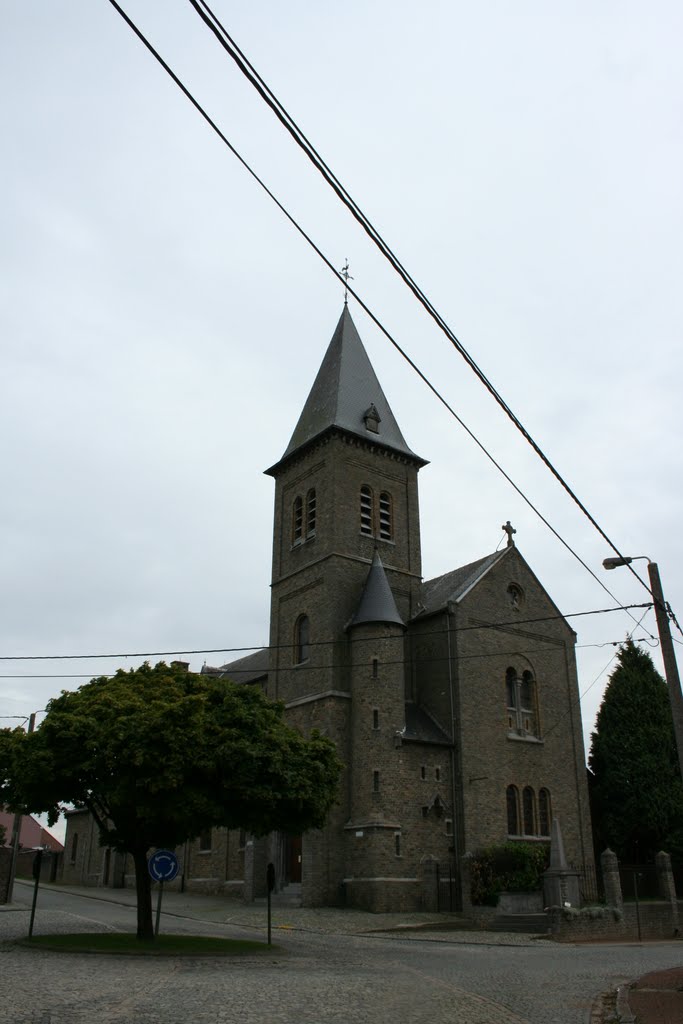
[148,850,179,937]
[266,862,275,946]
[28,849,43,940]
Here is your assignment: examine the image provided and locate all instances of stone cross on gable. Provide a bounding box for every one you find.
[340,259,354,305]
[502,520,517,547]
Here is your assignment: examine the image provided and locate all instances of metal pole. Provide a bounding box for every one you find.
[28,850,42,939]
[647,563,683,784]
[633,869,642,943]
[154,880,164,937]
[7,713,36,904]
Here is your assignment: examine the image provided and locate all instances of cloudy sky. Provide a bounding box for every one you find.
[3,2,682,838]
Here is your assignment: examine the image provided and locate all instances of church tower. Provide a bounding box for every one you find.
[264,307,427,905]
[265,306,426,707]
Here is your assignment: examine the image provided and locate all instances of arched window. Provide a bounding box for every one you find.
[295,614,310,664]
[505,666,538,737]
[292,496,303,543]
[360,486,373,535]
[379,491,392,540]
[506,785,520,835]
[306,488,316,537]
[523,786,536,836]
[538,788,551,837]
[520,671,536,735]
[505,667,517,728]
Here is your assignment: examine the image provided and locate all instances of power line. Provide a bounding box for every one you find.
[543,604,653,740]
[186,0,652,602]
[0,602,652,662]
[103,0,654,638]
[0,635,657,682]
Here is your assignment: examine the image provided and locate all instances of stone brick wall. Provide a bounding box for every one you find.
[550,902,682,942]
[0,847,11,904]
[60,810,105,886]
[343,877,422,913]
[450,549,593,874]
[268,436,423,709]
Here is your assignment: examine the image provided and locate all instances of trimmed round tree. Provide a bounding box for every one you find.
[0,662,341,938]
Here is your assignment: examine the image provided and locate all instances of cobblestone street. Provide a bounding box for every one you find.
[2,883,682,1024]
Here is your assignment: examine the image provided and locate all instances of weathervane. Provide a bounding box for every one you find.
[340,259,353,305]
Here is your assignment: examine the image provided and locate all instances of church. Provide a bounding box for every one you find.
[62,306,594,911]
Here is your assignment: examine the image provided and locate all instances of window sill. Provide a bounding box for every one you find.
[506,731,544,745]
[291,535,316,551]
[506,834,551,843]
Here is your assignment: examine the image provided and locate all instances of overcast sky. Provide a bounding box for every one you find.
[3,2,682,840]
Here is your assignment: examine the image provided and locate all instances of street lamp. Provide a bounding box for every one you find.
[603,555,683,784]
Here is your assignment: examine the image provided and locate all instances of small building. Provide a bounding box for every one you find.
[0,809,63,853]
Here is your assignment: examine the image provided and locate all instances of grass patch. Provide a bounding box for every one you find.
[19,933,278,956]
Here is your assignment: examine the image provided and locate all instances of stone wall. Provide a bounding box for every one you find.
[0,847,11,904]
[549,901,682,942]
[549,849,682,942]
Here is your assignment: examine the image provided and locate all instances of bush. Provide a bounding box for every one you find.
[469,842,550,906]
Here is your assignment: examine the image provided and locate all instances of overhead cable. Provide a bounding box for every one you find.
[0,602,652,663]
[187,0,651,600]
[104,0,654,634]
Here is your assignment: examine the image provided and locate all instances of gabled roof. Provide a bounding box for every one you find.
[202,648,269,684]
[418,549,509,617]
[0,809,64,852]
[267,306,426,474]
[349,550,405,629]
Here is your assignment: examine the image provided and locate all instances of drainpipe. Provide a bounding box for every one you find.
[445,605,461,897]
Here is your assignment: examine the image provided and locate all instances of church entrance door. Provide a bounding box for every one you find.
[288,835,302,883]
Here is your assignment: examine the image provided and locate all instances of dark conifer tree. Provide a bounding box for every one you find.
[589,640,683,863]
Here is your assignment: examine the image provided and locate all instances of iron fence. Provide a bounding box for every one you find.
[619,863,664,901]
[574,860,602,904]
[435,862,460,912]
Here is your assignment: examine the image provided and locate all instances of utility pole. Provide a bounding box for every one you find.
[603,556,683,785]
[647,563,683,785]
[6,712,36,904]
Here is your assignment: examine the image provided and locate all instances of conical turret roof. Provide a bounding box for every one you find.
[267,307,426,474]
[349,549,405,629]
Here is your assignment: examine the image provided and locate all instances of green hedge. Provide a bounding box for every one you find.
[469,842,550,906]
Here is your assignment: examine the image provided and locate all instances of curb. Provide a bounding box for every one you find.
[615,983,636,1023]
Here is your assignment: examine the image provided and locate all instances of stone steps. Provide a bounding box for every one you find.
[258,882,302,907]
[490,913,549,934]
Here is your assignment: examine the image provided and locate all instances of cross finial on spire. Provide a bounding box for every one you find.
[340,259,353,305]
[502,520,516,547]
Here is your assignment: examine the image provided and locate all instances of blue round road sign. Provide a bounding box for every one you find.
[148,849,179,883]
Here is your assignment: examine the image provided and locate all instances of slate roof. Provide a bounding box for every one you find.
[349,550,405,628]
[419,549,508,617]
[267,306,426,474]
[203,648,269,684]
[403,702,452,746]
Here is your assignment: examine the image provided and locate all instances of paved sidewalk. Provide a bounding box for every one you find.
[617,964,683,1024]
[2,879,542,944]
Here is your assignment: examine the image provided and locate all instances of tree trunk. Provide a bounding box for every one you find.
[132,847,154,940]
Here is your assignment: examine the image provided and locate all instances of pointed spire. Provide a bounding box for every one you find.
[349,550,405,629]
[267,307,426,474]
